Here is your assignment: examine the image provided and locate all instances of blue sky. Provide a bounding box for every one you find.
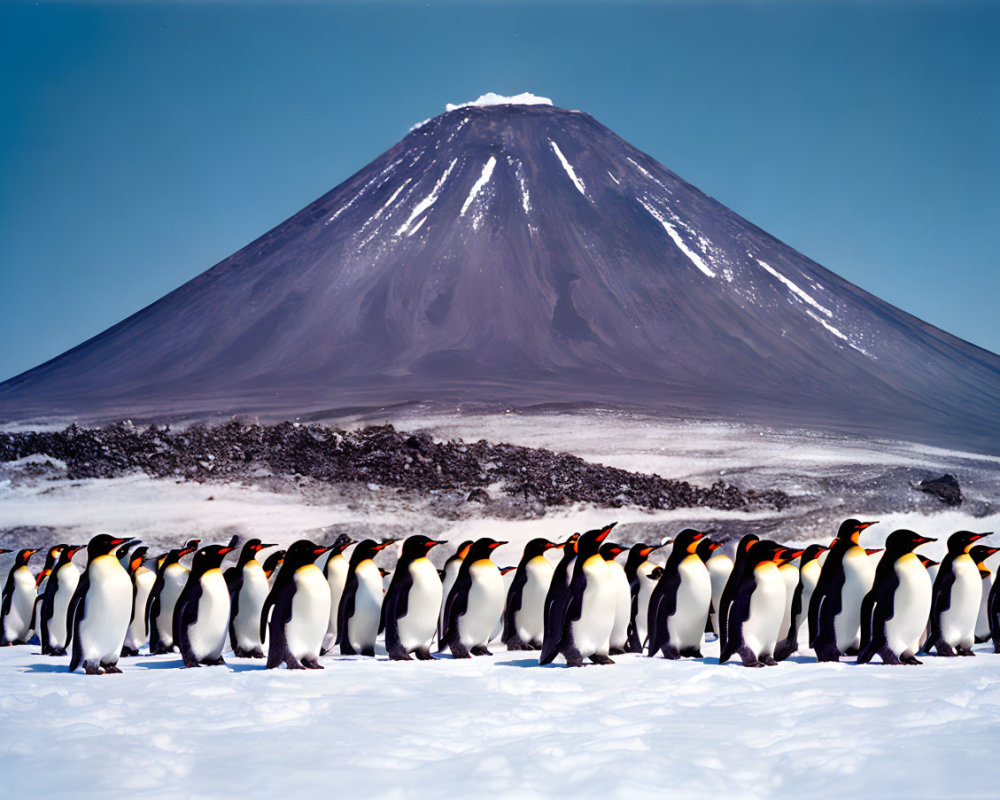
[1,1,997,383]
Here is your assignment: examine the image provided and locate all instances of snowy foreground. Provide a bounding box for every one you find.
[1,639,998,799]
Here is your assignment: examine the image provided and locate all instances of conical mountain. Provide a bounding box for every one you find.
[1,98,998,454]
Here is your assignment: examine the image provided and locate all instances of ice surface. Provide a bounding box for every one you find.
[446,92,553,112]
[548,140,587,198]
[1,638,998,799]
[460,156,496,218]
[638,198,716,278]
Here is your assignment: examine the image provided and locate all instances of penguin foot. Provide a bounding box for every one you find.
[659,646,681,660]
[415,648,434,661]
[361,648,376,658]
[505,638,532,652]
[563,647,584,668]
[957,647,976,657]
[844,646,859,656]
[589,654,615,665]
[901,654,922,665]
[120,646,138,658]
[302,657,324,669]
[680,648,703,659]
[206,657,227,666]
[83,662,104,675]
[103,664,123,674]
[935,643,957,657]
[449,641,472,658]
[760,655,778,667]
[387,644,413,661]
[48,647,67,657]
[814,646,842,663]
[609,647,625,656]
[471,646,492,657]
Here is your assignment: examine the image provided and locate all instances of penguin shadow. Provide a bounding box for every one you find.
[21,661,68,673]
[495,658,543,669]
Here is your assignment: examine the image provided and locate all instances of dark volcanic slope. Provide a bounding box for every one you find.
[1,102,998,453]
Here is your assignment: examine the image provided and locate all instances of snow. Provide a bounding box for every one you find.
[756,259,833,317]
[607,170,621,185]
[460,156,497,218]
[1,638,998,798]
[805,310,873,357]
[638,198,716,278]
[548,141,587,198]
[396,158,458,237]
[445,92,553,112]
[509,156,532,215]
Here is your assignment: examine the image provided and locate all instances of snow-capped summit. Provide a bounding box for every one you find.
[1,101,998,454]
[445,92,553,112]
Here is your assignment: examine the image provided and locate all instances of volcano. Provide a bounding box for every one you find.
[1,95,998,453]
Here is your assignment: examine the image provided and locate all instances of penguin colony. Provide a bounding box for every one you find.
[0,519,997,672]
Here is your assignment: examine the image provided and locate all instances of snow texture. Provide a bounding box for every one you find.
[460,156,496,218]
[639,197,715,278]
[446,91,553,112]
[548,140,587,198]
[396,158,458,237]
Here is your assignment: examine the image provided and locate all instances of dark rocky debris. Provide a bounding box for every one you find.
[915,474,963,506]
[0,421,790,513]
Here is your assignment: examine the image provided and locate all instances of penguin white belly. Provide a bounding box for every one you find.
[940,556,982,648]
[155,565,188,647]
[667,556,711,650]
[233,563,269,650]
[322,555,349,651]
[516,558,554,645]
[397,558,443,652]
[78,556,133,663]
[286,565,331,659]
[707,555,733,635]
[796,561,821,645]
[834,549,874,653]
[778,564,798,640]
[608,560,632,650]
[4,568,36,641]
[635,562,657,646]
[186,571,231,661]
[743,563,785,657]
[50,565,81,649]
[885,555,932,657]
[570,556,615,657]
[124,569,153,650]
[459,561,504,648]
[347,563,383,651]
[976,573,993,641]
[491,569,517,642]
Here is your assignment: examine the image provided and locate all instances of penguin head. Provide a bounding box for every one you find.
[883,530,935,557]
[13,548,40,567]
[128,546,149,574]
[670,529,707,556]
[576,524,616,559]
[523,538,558,560]
[599,542,627,561]
[748,540,788,567]
[800,544,828,564]
[946,530,992,555]
[466,538,508,563]
[560,533,581,552]
[262,549,286,577]
[969,545,1000,566]
[327,533,355,556]
[189,544,237,575]
[694,537,719,562]
[836,519,877,544]
[183,539,202,552]
[115,540,137,560]
[735,534,760,557]
[86,534,131,561]
[351,539,398,563]
[283,540,333,570]
[623,542,663,572]
[237,538,277,566]
[447,540,474,563]
[398,535,445,562]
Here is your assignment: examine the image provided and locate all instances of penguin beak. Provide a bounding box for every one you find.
[313,546,333,556]
[914,537,936,546]
[489,541,508,549]
[790,550,805,560]
[218,546,236,556]
[971,533,993,542]
[661,539,674,547]
[373,540,398,552]
[596,528,613,544]
[258,543,278,551]
[425,540,445,550]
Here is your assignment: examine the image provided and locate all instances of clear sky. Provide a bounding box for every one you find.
[1,1,997,383]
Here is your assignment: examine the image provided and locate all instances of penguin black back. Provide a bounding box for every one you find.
[717,534,759,651]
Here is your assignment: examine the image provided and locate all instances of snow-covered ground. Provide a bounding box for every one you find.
[2,637,999,799]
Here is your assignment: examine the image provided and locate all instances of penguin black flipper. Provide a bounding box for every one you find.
[226,566,243,651]
[382,568,413,657]
[263,580,299,669]
[441,567,473,653]
[925,555,957,653]
[66,570,90,673]
[501,566,529,645]
[808,554,846,655]
[146,570,168,654]
[0,569,14,625]
[988,579,1000,654]
[858,558,901,664]
[336,570,361,655]
[539,574,572,665]
[719,575,755,665]
[173,580,204,668]
[774,580,805,662]
[646,567,682,657]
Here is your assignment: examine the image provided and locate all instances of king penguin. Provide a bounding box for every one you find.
[262,549,285,582]
[337,539,396,656]
[601,542,631,655]
[857,530,935,665]
[925,530,991,656]
[225,539,276,658]
[970,544,999,643]
[774,544,827,662]
[647,530,712,659]
[39,544,84,655]
[502,538,558,651]
[122,547,154,657]
[261,540,333,669]
[382,535,445,660]
[320,534,355,654]
[623,542,664,652]
[33,545,63,597]
[441,538,507,658]
[0,548,40,646]
[67,534,134,674]
[808,519,877,662]
[717,534,760,654]
[173,544,237,667]
[438,540,473,646]
[719,541,790,667]
[145,540,200,654]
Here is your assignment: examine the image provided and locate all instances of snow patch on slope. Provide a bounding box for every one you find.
[446,92,553,111]
[638,198,715,278]
[549,141,587,198]
[756,259,832,317]
[460,156,497,218]
[396,159,458,237]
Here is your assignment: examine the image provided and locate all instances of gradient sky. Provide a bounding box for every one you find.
[1,1,997,383]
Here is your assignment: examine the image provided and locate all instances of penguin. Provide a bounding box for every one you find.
[717,534,760,654]
[857,530,935,665]
[647,530,712,659]
[719,541,790,667]
[774,548,804,651]
[623,542,664,652]
[0,548,40,645]
[225,539,276,658]
[320,534,355,654]
[705,541,733,637]
[808,519,877,662]
[502,538,558,651]
[918,556,939,652]
[337,539,396,656]
[925,530,991,656]
[173,544,237,667]
[600,542,631,655]
[970,545,999,643]
[381,535,445,660]
[261,540,333,669]
[67,534,134,674]
[441,538,507,658]
[694,538,723,635]
[539,533,582,655]
[39,544,85,655]
[145,540,200,654]
[438,540,473,646]
[34,545,64,595]
[490,567,519,643]
[774,545,827,662]
[539,525,617,666]
[122,547,154,657]
[262,549,285,581]
[115,540,137,565]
